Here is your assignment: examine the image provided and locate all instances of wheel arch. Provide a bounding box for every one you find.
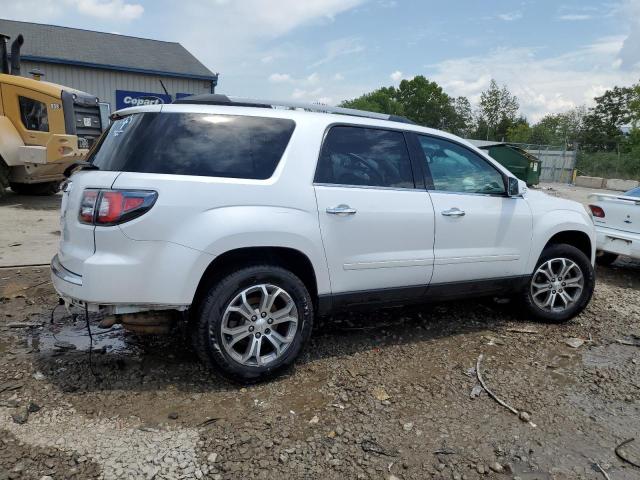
[543,230,592,261]
[192,246,319,311]
[528,210,596,271]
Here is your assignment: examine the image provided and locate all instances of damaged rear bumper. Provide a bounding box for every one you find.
[51,254,189,315]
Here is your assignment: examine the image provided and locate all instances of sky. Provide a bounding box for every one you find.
[1,0,639,122]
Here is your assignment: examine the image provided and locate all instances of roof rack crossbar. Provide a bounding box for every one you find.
[173,94,415,124]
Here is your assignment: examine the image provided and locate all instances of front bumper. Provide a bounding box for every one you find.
[595,225,640,259]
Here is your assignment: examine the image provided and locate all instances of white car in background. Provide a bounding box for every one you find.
[589,187,640,265]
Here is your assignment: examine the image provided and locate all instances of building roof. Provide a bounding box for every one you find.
[0,18,217,81]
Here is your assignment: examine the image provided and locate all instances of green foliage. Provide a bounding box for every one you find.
[580,86,640,150]
[477,79,519,141]
[340,87,404,116]
[394,76,457,129]
[506,121,531,143]
[340,76,640,179]
[340,76,466,133]
[576,150,640,180]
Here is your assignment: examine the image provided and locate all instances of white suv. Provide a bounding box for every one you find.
[52,95,596,381]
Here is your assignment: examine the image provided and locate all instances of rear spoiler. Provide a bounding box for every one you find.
[588,193,640,205]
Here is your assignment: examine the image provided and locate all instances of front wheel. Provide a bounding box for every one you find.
[192,265,314,382]
[520,243,595,323]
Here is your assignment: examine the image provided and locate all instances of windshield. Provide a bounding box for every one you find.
[88,112,295,180]
[624,187,640,197]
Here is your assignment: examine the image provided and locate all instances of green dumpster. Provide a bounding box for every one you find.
[467,141,542,186]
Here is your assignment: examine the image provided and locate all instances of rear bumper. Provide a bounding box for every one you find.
[51,230,214,314]
[595,225,640,259]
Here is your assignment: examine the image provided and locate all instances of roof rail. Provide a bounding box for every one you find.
[173,94,416,125]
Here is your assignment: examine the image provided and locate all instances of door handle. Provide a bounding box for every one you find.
[326,204,357,216]
[441,208,465,217]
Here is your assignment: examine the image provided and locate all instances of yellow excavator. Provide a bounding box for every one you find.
[0,33,104,196]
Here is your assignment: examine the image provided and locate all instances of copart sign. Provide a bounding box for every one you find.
[115,90,172,110]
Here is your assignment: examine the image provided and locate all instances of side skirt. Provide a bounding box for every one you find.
[317,275,531,316]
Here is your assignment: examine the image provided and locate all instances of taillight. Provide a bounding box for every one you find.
[589,204,605,218]
[78,189,157,225]
[79,190,98,223]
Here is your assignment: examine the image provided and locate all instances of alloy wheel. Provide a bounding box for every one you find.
[531,257,584,312]
[217,284,299,367]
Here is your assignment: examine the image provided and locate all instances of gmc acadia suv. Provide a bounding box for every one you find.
[52,95,596,381]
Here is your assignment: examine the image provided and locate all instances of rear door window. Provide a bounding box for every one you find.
[315,126,415,188]
[89,113,295,179]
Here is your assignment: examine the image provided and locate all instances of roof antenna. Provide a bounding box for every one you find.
[159,79,169,97]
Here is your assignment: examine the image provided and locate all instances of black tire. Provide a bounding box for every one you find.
[192,265,314,382]
[520,243,595,323]
[10,181,61,196]
[595,251,618,266]
[0,157,9,199]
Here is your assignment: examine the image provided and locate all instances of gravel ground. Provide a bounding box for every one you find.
[0,259,639,480]
[1,185,639,479]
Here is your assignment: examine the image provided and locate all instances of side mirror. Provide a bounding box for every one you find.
[507,177,524,197]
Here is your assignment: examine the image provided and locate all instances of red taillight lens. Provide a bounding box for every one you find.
[589,205,605,218]
[78,189,157,225]
[97,191,124,224]
[79,190,99,224]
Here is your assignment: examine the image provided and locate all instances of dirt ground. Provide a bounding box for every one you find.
[1,186,640,480]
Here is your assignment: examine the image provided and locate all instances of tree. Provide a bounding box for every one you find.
[394,76,457,129]
[580,86,640,150]
[450,96,474,137]
[340,76,463,132]
[506,120,531,143]
[478,79,519,141]
[340,87,404,116]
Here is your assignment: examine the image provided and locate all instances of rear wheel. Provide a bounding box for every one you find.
[192,265,314,382]
[520,243,594,323]
[595,251,618,266]
[10,181,61,196]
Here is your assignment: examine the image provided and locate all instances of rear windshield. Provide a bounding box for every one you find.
[88,113,295,179]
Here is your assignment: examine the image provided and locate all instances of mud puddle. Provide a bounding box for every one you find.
[26,322,133,355]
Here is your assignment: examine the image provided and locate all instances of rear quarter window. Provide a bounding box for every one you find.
[89,113,295,179]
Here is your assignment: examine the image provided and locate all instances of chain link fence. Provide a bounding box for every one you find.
[509,143,578,183]
[574,145,640,181]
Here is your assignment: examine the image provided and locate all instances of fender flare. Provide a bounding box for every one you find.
[527,209,596,271]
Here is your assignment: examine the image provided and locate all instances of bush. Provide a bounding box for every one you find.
[576,150,640,180]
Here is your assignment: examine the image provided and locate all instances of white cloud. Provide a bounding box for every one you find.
[333,73,344,81]
[309,37,365,68]
[497,11,522,21]
[268,73,292,83]
[390,70,403,82]
[74,0,143,21]
[558,14,592,21]
[0,0,143,22]
[617,0,640,69]
[307,72,320,84]
[428,36,640,121]
[291,87,324,100]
